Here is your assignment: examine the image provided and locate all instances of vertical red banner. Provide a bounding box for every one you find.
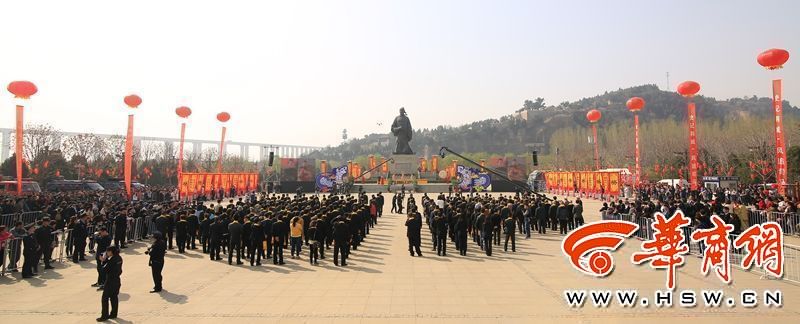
[634,113,641,187]
[687,102,699,190]
[15,105,24,195]
[177,122,186,185]
[124,114,134,199]
[773,79,787,194]
[592,124,599,170]
[217,126,226,173]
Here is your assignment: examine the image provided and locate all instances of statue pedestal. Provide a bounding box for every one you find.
[390,154,417,175]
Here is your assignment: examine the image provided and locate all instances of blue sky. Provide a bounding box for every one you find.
[1,0,797,147]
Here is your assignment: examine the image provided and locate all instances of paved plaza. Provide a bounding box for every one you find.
[1,193,799,323]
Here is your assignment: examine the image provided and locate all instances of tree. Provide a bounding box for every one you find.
[11,123,63,162]
[62,133,106,162]
[0,154,30,178]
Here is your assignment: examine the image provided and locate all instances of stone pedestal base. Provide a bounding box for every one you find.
[390,154,418,175]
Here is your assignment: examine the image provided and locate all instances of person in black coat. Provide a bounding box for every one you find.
[146,232,166,293]
[455,213,468,256]
[315,215,328,259]
[481,209,494,256]
[209,218,223,261]
[186,211,199,250]
[503,216,516,252]
[433,214,447,256]
[332,219,350,266]
[261,216,274,259]
[558,201,570,235]
[93,228,112,288]
[72,215,90,263]
[249,219,265,266]
[97,246,123,322]
[175,215,188,254]
[227,218,243,265]
[405,212,422,257]
[113,211,127,249]
[34,218,54,270]
[536,202,549,234]
[22,225,38,278]
[200,214,212,253]
[271,218,286,265]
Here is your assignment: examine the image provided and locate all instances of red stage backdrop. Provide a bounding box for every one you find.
[544,171,621,196]
[297,158,316,181]
[179,172,258,200]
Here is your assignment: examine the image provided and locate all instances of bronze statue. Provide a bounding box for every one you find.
[391,107,414,154]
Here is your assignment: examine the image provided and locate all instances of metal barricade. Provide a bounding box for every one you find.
[0,211,45,228]
[746,210,800,236]
[1,237,23,276]
[634,217,653,241]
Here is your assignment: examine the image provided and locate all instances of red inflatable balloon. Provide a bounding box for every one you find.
[586,109,601,123]
[7,81,38,99]
[124,94,142,108]
[176,106,192,118]
[757,48,790,70]
[626,97,645,112]
[677,81,700,97]
[217,112,231,122]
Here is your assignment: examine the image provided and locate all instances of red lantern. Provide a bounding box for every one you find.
[7,81,38,99]
[124,94,142,108]
[217,112,231,122]
[626,97,645,112]
[757,48,790,70]
[677,81,700,97]
[586,109,601,123]
[176,106,192,118]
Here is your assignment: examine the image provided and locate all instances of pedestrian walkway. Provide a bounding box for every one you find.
[0,193,798,323]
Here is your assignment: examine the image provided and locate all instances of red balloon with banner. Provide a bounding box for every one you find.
[586,109,602,170]
[758,48,790,194]
[7,81,38,195]
[123,94,141,199]
[216,112,230,173]
[626,97,645,188]
[678,81,700,191]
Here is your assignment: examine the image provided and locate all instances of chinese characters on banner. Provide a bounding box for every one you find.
[562,213,785,291]
[773,79,787,194]
[544,171,622,196]
[178,172,259,200]
[687,102,699,191]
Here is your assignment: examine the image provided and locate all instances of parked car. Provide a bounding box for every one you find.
[46,180,105,192]
[0,180,42,194]
[100,180,145,190]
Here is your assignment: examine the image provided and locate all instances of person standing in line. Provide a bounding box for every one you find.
[146,232,166,293]
[175,215,188,254]
[72,214,90,263]
[186,210,199,250]
[208,218,223,261]
[391,194,398,213]
[503,215,516,252]
[34,217,54,271]
[537,201,549,235]
[228,217,243,265]
[113,210,128,249]
[271,217,286,265]
[92,227,112,289]
[97,246,123,322]
[455,213,468,256]
[333,219,350,266]
[307,220,319,265]
[21,225,38,278]
[433,213,447,256]
[289,216,304,259]
[558,200,570,235]
[405,211,422,257]
[573,199,584,228]
[482,209,494,256]
[200,213,211,253]
[249,218,264,266]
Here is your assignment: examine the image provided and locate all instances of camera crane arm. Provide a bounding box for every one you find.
[438,146,552,202]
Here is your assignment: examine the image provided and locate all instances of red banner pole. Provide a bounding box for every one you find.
[687,101,699,191]
[217,126,226,173]
[125,114,134,199]
[773,79,787,194]
[177,122,186,199]
[15,105,24,195]
[634,113,640,187]
[592,123,599,170]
